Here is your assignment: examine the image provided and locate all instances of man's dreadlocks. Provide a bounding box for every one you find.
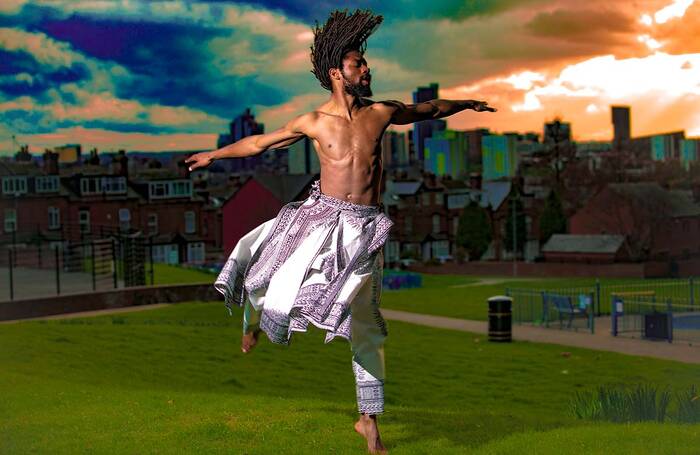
[310,9,383,92]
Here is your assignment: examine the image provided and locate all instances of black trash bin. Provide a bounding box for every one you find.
[488,295,512,342]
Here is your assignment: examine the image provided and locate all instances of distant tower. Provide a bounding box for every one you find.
[412,83,446,163]
[611,106,631,147]
[217,108,265,174]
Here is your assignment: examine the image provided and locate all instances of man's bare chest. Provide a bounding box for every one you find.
[310,113,387,159]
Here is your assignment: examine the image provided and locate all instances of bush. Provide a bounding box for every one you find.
[570,384,671,423]
[675,385,700,423]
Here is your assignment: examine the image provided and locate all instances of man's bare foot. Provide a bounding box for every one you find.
[354,414,387,454]
[241,328,261,353]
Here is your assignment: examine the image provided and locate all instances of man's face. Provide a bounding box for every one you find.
[340,50,372,97]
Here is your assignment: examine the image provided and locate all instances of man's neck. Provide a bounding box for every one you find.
[329,90,362,119]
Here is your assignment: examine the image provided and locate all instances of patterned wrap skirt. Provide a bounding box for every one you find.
[214,180,394,345]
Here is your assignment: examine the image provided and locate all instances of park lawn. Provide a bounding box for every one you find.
[1,302,699,454]
[380,275,606,321]
[147,265,695,322]
[152,263,216,285]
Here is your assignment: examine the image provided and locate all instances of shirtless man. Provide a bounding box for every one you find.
[186,9,495,454]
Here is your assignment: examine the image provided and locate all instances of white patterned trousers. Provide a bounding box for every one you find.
[242,250,387,415]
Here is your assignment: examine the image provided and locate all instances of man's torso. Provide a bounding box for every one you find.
[303,100,393,206]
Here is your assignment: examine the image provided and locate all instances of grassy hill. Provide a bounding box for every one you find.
[1,302,698,453]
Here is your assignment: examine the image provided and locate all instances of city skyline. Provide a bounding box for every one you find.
[1,0,699,154]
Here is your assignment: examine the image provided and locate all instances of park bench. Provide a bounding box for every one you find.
[544,293,590,329]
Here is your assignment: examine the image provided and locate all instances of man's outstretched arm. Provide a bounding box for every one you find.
[185,113,312,171]
[383,99,496,125]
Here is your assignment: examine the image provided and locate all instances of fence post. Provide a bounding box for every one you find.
[55,246,60,295]
[666,298,673,344]
[149,236,154,285]
[595,278,601,316]
[690,276,695,308]
[111,238,118,289]
[589,292,595,334]
[91,241,96,291]
[8,249,14,301]
[541,291,549,328]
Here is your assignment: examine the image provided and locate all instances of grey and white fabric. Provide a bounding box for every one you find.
[214,179,392,414]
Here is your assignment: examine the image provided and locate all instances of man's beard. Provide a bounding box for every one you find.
[343,75,372,97]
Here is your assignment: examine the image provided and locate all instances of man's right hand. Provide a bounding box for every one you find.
[185,151,215,171]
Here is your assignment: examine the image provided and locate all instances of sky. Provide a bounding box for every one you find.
[0,0,699,154]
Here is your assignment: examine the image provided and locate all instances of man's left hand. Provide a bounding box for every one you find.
[473,101,497,112]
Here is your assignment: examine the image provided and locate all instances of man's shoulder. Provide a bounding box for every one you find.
[371,99,405,112]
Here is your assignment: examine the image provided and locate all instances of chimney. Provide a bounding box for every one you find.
[42,149,59,175]
[469,172,482,190]
[177,157,189,178]
[112,150,128,177]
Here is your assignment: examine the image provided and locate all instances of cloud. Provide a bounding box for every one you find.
[20,126,218,153]
[525,8,637,43]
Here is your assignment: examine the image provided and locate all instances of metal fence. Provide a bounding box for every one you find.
[507,288,596,333]
[1,233,153,302]
[612,297,700,344]
[507,277,698,336]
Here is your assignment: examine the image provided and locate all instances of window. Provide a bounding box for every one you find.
[2,176,27,195]
[184,211,196,234]
[149,180,192,199]
[48,207,60,230]
[103,177,126,194]
[36,176,59,193]
[81,177,126,195]
[80,178,99,195]
[148,213,158,235]
[118,208,131,231]
[422,193,431,206]
[4,208,17,232]
[404,215,413,235]
[152,244,178,264]
[433,240,450,257]
[432,214,441,234]
[187,242,205,263]
[79,209,90,233]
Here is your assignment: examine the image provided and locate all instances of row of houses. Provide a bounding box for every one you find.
[3,152,700,268]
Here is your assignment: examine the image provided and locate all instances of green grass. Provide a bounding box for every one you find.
[379,275,603,320]
[1,302,699,453]
[151,263,216,285]
[142,264,697,322]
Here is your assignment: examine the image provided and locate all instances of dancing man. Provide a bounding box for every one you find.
[186,8,495,454]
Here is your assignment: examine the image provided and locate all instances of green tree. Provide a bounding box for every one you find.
[456,200,492,261]
[504,195,526,254]
[539,190,567,243]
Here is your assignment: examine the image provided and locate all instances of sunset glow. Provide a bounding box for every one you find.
[0,0,699,153]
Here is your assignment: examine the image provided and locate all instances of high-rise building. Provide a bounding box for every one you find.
[464,128,489,167]
[681,139,699,170]
[482,134,518,181]
[217,108,265,174]
[381,130,409,168]
[412,83,446,161]
[424,130,469,178]
[612,106,631,146]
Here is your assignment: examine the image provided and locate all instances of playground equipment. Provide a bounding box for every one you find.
[381,270,422,290]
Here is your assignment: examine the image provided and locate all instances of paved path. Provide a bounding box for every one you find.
[382,309,700,365]
[0,304,170,324]
[448,277,541,288]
